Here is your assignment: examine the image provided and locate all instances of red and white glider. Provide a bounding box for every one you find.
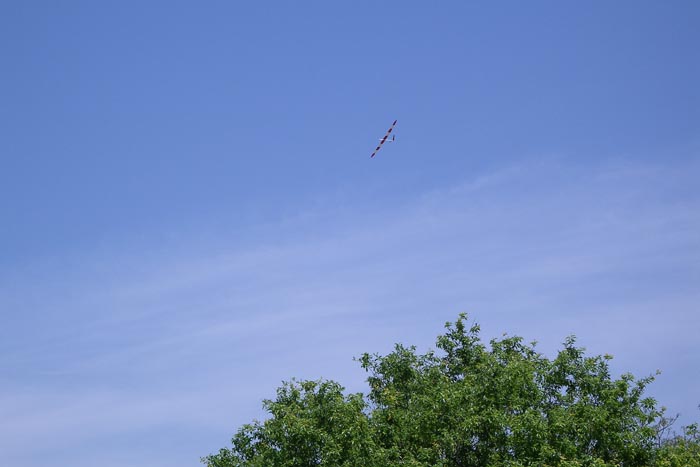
[370,120,397,158]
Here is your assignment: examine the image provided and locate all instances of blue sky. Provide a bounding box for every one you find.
[1,2,699,466]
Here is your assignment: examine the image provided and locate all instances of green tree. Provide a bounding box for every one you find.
[204,379,377,467]
[655,416,700,467]
[204,314,696,467]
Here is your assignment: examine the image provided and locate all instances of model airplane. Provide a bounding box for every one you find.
[371,120,397,158]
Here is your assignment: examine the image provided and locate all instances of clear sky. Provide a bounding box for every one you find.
[1,2,699,466]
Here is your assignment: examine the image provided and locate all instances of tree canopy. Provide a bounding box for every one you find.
[203,314,699,467]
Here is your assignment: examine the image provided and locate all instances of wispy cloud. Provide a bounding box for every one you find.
[1,156,698,466]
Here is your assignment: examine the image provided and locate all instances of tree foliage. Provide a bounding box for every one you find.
[655,421,700,467]
[203,314,699,467]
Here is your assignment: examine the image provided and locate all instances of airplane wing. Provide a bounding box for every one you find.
[370,119,397,158]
